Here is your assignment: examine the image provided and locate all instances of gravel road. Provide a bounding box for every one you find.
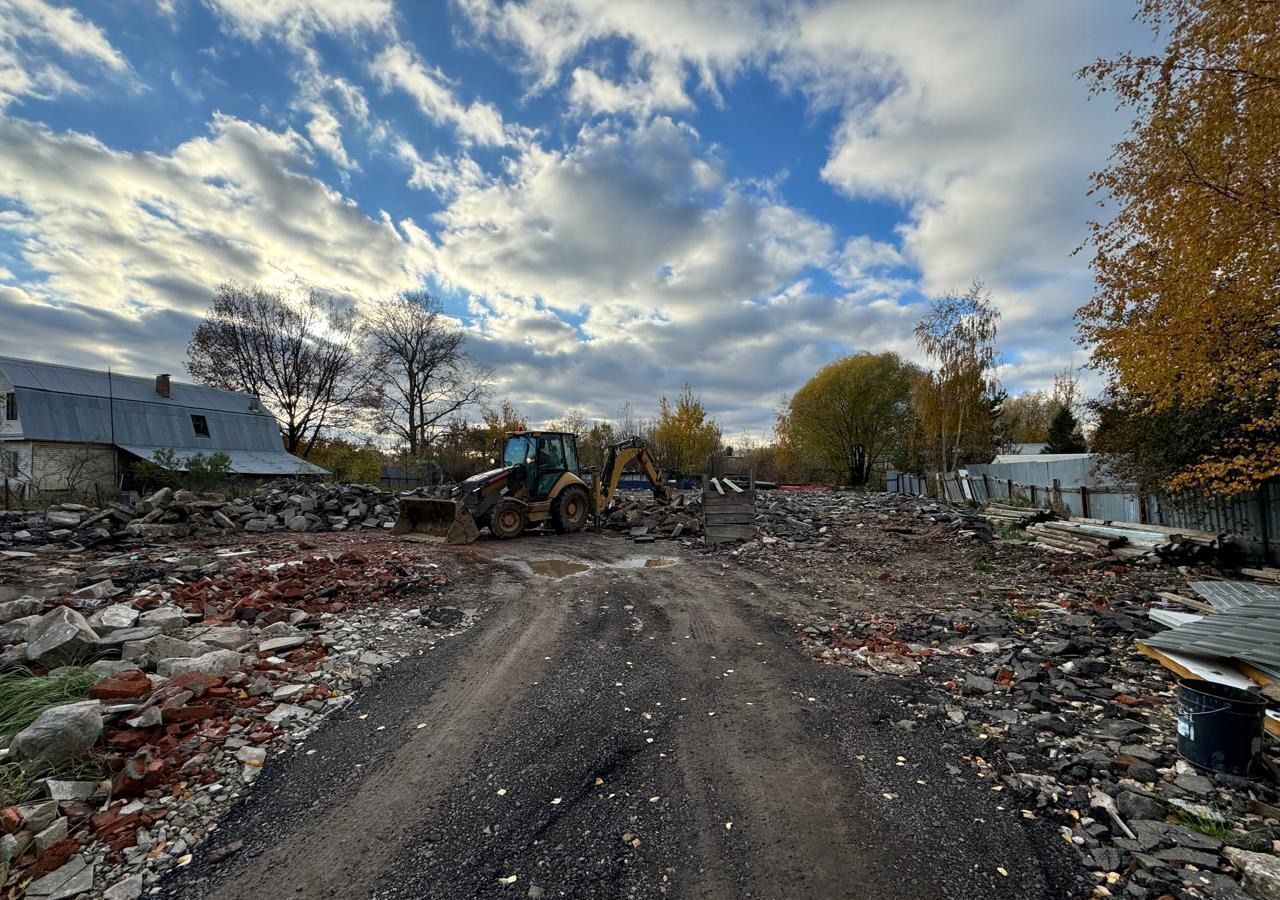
[161,532,1077,900]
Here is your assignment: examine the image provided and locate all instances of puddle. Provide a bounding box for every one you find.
[528,560,591,578]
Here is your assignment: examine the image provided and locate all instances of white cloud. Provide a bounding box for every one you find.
[303,100,355,170]
[0,0,132,107]
[395,139,487,198]
[0,113,433,330]
[203,0,394,42]
[455,0,780,96]
[371,43,515,146]
[456,0,1148,400]
[567,62,692,118]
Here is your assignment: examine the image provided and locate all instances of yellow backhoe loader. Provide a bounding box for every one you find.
[392,433,669,544]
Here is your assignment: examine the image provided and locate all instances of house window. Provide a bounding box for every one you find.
[4,392,15,421]
[191,414,210,437]
[1,449,16,477]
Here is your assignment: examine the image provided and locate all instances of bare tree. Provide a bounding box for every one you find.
[365,291,489,457]
[186,283,374,455]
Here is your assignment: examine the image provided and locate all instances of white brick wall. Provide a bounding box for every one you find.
[30,442,116,492]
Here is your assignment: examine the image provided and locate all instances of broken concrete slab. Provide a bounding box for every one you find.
[10,701,102,766]
[25,607,99,667]
[156,649,243,678]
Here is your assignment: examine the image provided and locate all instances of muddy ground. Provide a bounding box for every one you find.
[153,527,1082,900]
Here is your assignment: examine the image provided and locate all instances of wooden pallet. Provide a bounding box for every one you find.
[703,488,756,545]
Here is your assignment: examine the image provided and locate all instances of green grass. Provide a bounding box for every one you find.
[996,525,1033,542]
[0,667,97,739]
[970,554,996,573]
[0,755,104,806]
[1175,810,1273,851]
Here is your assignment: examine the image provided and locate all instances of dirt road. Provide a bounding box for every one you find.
[162,533,1076,900]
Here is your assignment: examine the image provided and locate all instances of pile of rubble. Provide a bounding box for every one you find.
[0,482,400,552]
[600,487,995,547]
[722,491,1279,900]
[601,491,703,541]
[0,535,471,898]
[797,579,1280,899]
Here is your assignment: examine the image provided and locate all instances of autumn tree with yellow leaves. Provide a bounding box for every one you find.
[1079,0,1280,494]
[789,352,919,486]
[651,385,721,477]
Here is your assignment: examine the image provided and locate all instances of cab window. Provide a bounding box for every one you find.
[537,435,566,470]
[503,435,534,467]
[563,437,578,474]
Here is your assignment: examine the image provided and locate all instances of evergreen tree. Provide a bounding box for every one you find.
[1042,406,1087,454]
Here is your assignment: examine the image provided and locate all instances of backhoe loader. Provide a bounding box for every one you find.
[392,433,670,544]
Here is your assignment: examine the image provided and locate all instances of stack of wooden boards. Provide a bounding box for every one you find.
[702,477,756,545]
[982,498,1236,565]
[981,501,1052,528]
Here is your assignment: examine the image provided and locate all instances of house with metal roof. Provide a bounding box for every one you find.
[0,355,326,493]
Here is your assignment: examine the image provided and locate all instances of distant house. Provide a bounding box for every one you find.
[0,356,326,493]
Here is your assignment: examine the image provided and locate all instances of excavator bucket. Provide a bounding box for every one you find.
[391,498,480,544]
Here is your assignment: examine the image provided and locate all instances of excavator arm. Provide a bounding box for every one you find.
[592,437,670,513]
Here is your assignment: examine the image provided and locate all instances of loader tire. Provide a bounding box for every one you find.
[552,485,590,533]
[489,499,527,540]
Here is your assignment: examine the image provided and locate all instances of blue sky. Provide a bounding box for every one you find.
[0,0,1150,437]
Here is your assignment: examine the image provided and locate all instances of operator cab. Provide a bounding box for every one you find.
[501,431,580,500]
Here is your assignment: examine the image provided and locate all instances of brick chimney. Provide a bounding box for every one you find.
[155,374,171,398]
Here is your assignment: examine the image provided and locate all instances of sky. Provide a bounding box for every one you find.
[0,0,1153,438]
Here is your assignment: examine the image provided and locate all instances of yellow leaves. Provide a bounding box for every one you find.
[1081,0,1280,492]
[652,384,720,476]
[788,352,917,483]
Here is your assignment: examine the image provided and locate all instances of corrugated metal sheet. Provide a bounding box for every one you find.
[1,356,284,451]
[0,357,259,413]
[1189,581,1280,610]
[1142,596,1280,675]
[119,446,327,476]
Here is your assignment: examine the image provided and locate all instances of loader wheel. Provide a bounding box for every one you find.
[489,500,527,540]
[552,485,590,533]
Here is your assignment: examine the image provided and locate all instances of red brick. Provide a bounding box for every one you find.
[162,704,217,724]
[90,669,152,700]
[0,807,21,834]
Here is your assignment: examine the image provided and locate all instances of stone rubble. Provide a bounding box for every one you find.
[0,481,402,553]
[716,489,1280,900]
[0,533,476,897]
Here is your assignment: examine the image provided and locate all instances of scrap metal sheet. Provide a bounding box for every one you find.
[1189,581,1280,610]
[1143,595,1280,675]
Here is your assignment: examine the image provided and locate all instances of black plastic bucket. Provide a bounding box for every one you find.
[1176,678,1266,776]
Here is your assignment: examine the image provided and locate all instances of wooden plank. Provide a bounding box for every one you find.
[706,509,752,524]
[702,504,755,517]
[705,524,758,544]
[703,490,755,506]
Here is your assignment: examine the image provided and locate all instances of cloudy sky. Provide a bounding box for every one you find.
[0,0,1151,435]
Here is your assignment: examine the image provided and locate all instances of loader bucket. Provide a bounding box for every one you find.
[391,498,480,544]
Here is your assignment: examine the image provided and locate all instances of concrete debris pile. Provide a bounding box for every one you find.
[0,482,403,552]
[778,519,1278,900]
[603,491,703,542]
[722,489,994,551]
[0,534,471,897]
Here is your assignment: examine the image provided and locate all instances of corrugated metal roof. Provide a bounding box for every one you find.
[0,356,261,414]
[1189,581,1280,610]
[119,446,327,476]
[1142,596,1280,674]
[1,355,287,451]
